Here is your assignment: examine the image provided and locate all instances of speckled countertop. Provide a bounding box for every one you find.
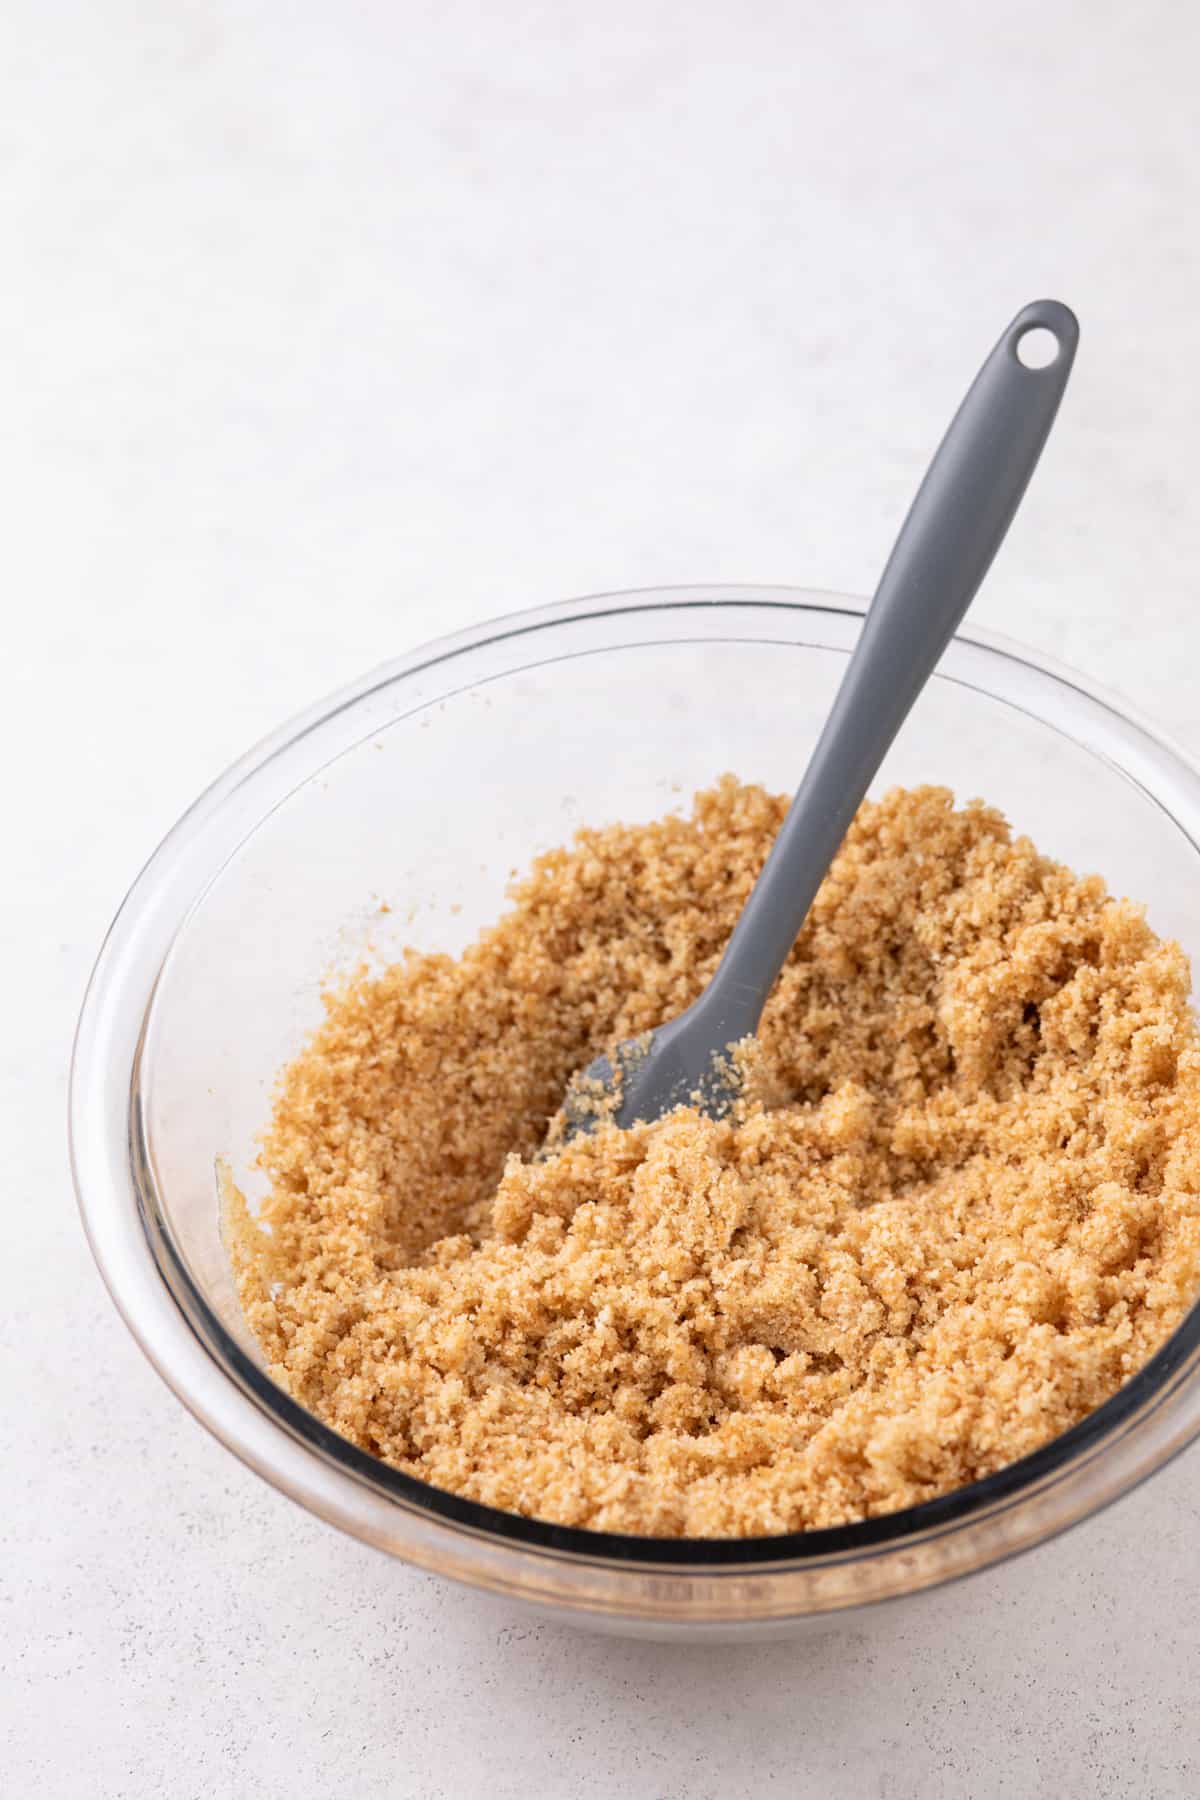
[7,2,1200,1793]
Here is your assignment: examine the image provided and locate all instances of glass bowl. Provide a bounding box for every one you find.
[71,587,1200,1640]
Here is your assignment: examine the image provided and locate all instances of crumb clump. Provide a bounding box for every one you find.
[230,783,1200,1536]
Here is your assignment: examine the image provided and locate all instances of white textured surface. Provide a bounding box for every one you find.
[7,2,1200,1793]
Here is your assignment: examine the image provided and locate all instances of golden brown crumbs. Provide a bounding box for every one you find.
[229,782,1200,1536]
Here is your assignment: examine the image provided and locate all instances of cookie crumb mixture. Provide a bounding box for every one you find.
[230,783,1200,1536]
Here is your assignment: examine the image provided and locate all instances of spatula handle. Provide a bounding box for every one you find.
[711,299,1079,1030]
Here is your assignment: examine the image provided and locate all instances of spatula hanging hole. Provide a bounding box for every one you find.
[1016,325,1060,369]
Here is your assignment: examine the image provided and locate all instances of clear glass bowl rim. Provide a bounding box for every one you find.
[69,585,1200,1621]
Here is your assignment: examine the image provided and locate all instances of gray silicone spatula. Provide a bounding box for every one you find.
[560,298,1079,1140]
